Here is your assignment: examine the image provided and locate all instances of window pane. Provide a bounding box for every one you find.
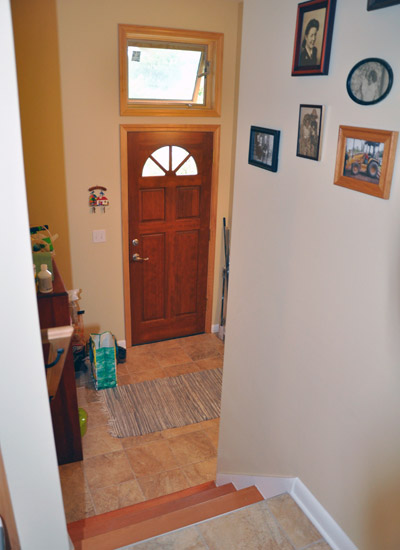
[128,46,203,102]
[176,156,198,176]
[197,76,205,104]
[142,158,165,177]
[151,146,170,170]
[172,146,189,171]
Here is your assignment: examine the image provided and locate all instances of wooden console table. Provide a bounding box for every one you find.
[37,262,83,465]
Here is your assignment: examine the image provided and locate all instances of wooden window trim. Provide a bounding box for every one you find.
[119,25,223,117]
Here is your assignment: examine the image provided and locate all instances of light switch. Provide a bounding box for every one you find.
[92,229,106,243]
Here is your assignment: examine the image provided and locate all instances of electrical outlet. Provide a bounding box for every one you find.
[92,229,106,243]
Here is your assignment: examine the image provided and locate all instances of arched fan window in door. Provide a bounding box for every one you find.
[142,146,198,177]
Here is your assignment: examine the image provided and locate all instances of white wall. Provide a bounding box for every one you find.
[218,1,400,549]
[1,1,70,547]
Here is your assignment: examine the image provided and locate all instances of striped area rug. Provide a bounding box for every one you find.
[99,368,222,438]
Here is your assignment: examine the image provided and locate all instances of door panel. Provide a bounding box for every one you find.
[173,230,199,316]
[176,186,200,219]
[128,131,213,344]
[142,233,166,321]
[140,188,165,222]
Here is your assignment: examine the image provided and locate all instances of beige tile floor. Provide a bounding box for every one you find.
[61,333,332,549]
[125,494,332,550]
[60,333,224,523]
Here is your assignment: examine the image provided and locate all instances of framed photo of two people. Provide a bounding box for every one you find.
[296,105,324,161]
[292,0,337,76]
[248,126,280,172]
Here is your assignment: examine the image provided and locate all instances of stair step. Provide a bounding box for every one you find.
[76,485,263,550]
[69,481,232,543]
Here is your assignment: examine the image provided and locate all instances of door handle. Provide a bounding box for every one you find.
[132,253,149,262]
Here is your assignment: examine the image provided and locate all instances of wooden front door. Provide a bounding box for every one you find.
[127,131,213,345]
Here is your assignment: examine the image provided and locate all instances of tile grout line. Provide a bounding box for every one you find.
[298,540,330,550]
[265,500,331,550]
[81,460,99,519]
[194,523,212,549]
[121,445,147,504]
[265,500,298,550]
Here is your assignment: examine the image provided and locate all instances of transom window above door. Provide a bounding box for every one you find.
[119,25,223,117]
[142,146,198,177]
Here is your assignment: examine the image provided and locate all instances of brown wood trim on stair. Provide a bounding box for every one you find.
[76,485,263,550]
[68,481,217,543]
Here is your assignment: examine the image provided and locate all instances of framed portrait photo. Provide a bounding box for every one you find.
[367,0,400,10]
[296,104,324,161]
[292,0,337,76]
[248,126,280,172]
[334,125,398,199]
[346,58,393,106]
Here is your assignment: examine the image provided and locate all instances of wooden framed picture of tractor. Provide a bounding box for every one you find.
[334,125,398,199]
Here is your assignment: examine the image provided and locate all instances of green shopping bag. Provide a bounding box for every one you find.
[89,332,117,390]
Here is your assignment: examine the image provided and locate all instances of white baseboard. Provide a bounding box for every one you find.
[216,473,357,550]
[290,478,356,550]
[117,340,126,348]
[211,324,219,333]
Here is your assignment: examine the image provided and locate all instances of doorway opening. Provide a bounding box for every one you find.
[59,125,223,526]
[120,125,220,347]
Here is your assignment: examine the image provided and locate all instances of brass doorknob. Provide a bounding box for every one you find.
[132,253,149,262]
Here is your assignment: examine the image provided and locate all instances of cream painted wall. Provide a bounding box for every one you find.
[11,0,73,288]
[55,0,241,340]
[2,1,70,546]
[218,1,400,549]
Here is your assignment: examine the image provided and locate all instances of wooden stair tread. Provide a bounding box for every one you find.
[69,481,234,543]
[77,485,264,550]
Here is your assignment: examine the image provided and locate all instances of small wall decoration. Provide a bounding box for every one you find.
[248,126,280,172]
[367,0,400,10]
[346,58,393,106]
[334,125,398,199]
[296,104,324,161]
[292,0,337,76]
[88,186,109,213]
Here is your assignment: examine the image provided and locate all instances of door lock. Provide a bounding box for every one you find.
[132,253,149,262]
[132,239,139,246]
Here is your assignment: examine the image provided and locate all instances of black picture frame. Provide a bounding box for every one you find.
[292,0,337,76]
[248,126,280,172]
[346,58,393,106]
[296,105,324,161]
[367,0,400,10]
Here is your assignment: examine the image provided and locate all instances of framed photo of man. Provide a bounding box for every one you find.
[292,0,337,76]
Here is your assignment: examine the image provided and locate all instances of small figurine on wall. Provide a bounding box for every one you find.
[88,186,109,213]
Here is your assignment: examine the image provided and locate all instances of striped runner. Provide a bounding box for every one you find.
[99,368,222,438]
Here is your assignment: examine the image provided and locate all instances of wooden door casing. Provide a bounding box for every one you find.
[128,131,213,344]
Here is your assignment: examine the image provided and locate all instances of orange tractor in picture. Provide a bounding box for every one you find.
[345,141,381,178]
